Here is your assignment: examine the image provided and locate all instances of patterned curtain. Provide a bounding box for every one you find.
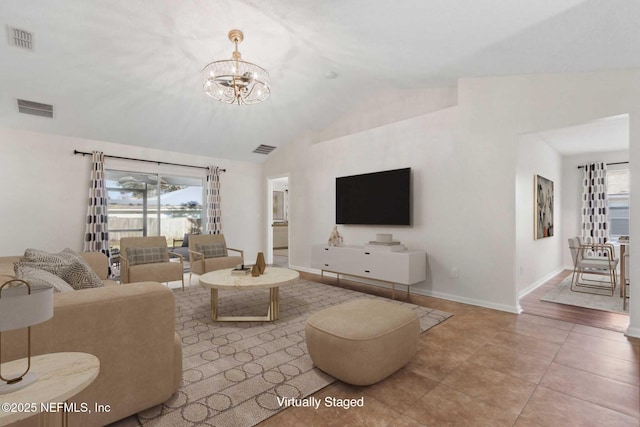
[581,162,609,244]
[83,151,112,274]
[205,166,222,234]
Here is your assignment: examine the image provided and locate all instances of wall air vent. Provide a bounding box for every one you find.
[7,26,33,50]
[17,99,54,118]
[253,144,276,155]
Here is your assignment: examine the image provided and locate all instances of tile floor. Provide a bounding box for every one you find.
[145,274,640,426]
[256,285,640,427]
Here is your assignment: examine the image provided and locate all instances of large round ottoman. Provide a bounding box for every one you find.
[305,298,419,386]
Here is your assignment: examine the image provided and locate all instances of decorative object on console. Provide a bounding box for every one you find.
[364,243,407,252]
[328,225,344,246]
[255,252,266,274]
[0,279,53,394]
[366,233,405,251]
[534,174,554,239]
[203,29,270,105]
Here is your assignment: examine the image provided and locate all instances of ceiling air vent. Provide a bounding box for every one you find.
[7,26,33,50]
[253,144,276,155]
[17,99,54,118]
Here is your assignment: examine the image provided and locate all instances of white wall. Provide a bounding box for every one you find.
[0,128,263,260]
[515,134,563,296]
[262,70,640,333]
[561,150,629,267]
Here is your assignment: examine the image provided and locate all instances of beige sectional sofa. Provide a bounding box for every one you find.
[0,252,182,427]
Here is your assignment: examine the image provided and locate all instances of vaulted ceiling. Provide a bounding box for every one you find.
[1,0,639,162]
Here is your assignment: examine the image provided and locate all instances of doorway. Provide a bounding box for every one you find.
[267,176,289,267]
[515,114,629,319]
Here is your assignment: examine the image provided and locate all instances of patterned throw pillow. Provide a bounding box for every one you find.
[15,264,75,293]
[59,249,104,290]
[126,247,169,266]
[18,248,104,290]
[195,243,227,259]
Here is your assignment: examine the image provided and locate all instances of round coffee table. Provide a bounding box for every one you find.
[199,267,299,321]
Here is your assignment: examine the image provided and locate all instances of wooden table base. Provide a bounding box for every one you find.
[210,287,280,321]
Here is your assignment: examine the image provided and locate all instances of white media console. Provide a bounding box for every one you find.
[311,244,427,298]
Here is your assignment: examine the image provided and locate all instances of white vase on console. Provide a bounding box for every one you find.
[328,225,343,246]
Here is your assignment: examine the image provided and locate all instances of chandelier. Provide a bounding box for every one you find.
[203,29,270,105]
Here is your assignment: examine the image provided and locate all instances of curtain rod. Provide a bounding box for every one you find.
[73,150,226,172]
[576,161,628,169]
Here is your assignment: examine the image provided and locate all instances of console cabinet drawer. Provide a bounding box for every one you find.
[311,244,426,285]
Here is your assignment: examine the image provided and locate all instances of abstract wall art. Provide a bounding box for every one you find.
[534,174,554,239]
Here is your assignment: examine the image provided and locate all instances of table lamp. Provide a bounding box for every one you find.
[0,279,53,394]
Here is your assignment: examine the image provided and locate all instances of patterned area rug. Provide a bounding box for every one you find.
[540,275,627,314]
[136,279,452,426]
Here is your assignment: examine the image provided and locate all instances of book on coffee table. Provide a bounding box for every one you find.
[231,267,251,276]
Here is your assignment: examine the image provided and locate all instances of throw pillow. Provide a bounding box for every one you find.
[18,248,103,290]
[126,247,169,266]
[20,248,70,276]
[15,264,74,293]
[196,242,227,259]
[59,248,104,290]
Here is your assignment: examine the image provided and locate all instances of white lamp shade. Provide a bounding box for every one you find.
[0,285,53,332]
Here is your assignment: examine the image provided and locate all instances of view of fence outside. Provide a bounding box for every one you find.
[108,215,201,249]
[105,171,204,250]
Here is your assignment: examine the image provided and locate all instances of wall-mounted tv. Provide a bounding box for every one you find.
[336,168,411,225]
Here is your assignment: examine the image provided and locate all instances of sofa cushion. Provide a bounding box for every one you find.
[15,264,75,293]
[196,242,227,259]
[18,248,103,290]
[126,247,169,266]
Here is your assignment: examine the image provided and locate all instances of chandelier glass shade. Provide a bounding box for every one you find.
[203,29,270,105]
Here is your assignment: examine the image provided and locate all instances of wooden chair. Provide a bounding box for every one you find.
[120,236,185,290]
[188,234,243,283]
[567,237,618,296]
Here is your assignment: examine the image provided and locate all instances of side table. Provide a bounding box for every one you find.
[0,352,100,426]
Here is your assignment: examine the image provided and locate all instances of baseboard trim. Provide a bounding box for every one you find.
[625,326,640,339]
[414,288,521,314]
[518,267,566,299]
[294,265,521,314]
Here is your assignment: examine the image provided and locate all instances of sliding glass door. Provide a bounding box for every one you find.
[105,170,203,250]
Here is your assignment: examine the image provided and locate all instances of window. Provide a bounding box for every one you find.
[607,169,629,239]
[106,170,203,250]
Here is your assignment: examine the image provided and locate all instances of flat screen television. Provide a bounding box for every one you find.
[336,168,411,225]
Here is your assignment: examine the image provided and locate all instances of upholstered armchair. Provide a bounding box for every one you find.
[120,236,185,290]
[188,234,244,283]
[568,237,619,296]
